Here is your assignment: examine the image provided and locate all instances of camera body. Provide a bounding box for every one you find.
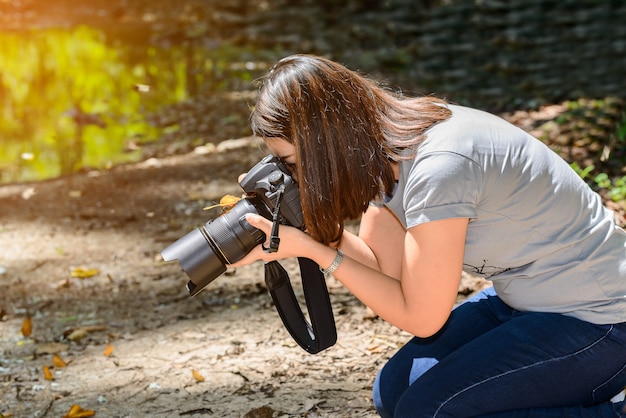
[161,155,303,296]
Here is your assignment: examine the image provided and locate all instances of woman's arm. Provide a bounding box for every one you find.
[332,217,467,337]
[237,214,468,338]
[352,205,406,279]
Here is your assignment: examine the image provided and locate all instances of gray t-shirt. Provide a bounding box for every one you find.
[385,104,626,325]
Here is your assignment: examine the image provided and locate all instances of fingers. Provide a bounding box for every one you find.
[233,214,311,267]
[245,213,271,233]
[228,214,273,267]
[229,246,264,267]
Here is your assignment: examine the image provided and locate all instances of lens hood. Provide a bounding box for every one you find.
[161,227,227,296]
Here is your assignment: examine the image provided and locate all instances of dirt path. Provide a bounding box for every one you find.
[0,140,488,417]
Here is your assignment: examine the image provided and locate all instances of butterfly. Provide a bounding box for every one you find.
[203,194,242,213]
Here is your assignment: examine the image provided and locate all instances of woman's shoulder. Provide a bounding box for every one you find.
[422,104,539,156]
[439,104,520,132]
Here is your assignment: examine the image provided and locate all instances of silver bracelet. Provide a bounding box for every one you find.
[320,249,344,277]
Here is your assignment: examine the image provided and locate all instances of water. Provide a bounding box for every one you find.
[0,24,265,184]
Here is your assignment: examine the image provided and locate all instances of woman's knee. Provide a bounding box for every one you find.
[372,368,394,418]
[372,354,440,417]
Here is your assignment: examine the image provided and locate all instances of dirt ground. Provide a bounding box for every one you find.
[0,138,490,418]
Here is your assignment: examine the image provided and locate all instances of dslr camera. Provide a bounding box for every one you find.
[162,155,337,354]
[161,155,303,296]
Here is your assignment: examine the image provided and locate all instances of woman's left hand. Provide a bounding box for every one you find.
[229,213,315,267]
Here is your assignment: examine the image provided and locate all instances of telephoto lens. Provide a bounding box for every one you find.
[161,198,265,296]
[162,154,303,296]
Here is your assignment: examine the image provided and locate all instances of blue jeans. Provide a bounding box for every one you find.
[373,287,626,418]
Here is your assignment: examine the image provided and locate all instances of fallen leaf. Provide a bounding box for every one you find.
[70,267,100,278]
[192,369,205,382]
[65,325,107,341]
[65,405,81,417]
[53,354,68,367]
[103,344,114,357]
[63,404,96,418]
[36,342,69,355]
[67,329,88,341]
[21,317,32,337]
[43,366,53,381]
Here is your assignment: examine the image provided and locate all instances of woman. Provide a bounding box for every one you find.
[233,54,626,417]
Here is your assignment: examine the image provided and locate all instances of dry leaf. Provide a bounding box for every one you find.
[43,365,53,381]
[65,325,107,341]
[63,404,96,418]
[203,194,242,211]
[36,342,69,355]
[103,344,114,357]
[21,316,32,337]
[53,354,68,367]
[66,405,81,417]
[67,329,88,341]
[192,369,205,382]
[70,267,100,278]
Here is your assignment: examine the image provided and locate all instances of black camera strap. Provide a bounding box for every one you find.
[261,177,336,353]
[264,257,337,354]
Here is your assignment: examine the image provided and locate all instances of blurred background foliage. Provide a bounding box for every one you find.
[0,25,264,182]
[0,26,181,182]
[0,0,624,206]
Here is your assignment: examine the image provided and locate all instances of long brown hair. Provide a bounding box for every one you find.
[250,54,451,244]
